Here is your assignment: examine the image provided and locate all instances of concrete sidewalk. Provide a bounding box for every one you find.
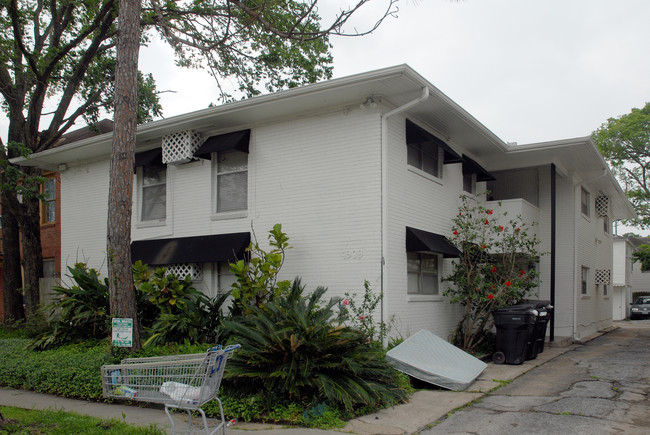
[0,343,578,434]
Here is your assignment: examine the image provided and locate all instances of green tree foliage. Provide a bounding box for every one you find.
[223,278,408,411]
[593,102,650,228]
[632,244,650,272]
[444,194,543,352]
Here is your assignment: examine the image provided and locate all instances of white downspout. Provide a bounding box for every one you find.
[380,86,430,332]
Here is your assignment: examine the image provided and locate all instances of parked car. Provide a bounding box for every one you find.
[630,296,650,320]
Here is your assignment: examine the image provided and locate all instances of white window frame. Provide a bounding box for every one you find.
[41,176,56,225]
[581,187,590,218]
[581,266,589,295]
[463,172,476,194]
[407,252,441,296]
[212,150,248,218]
[137,164,167,224]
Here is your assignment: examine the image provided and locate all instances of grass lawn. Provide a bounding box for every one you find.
[0,406,164,434]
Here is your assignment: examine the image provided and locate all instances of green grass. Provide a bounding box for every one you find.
[0,406,164,434]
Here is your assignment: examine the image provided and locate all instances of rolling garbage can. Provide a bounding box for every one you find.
[491,306,537,365]
[516,300,554,357]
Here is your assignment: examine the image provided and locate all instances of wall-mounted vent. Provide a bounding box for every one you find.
[595,196,610,217]
[162,130,204,165]
[595,269,611,285]
[165,263,203,281]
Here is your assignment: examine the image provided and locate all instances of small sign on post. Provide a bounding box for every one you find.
[112,318,133,347]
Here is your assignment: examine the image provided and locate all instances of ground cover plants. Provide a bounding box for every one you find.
[0,224,410,428]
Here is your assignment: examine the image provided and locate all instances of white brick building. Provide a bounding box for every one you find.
[17,65,634,343]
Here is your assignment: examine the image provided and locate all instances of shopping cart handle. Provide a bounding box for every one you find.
[208,344,241,353]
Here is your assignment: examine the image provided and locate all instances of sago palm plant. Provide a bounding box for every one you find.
[223,279,408,410]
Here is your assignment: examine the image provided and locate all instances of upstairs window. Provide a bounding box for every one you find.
[41,177,56,224]
[141,164,166,221]
[406,120,461,179]
[581,187,590,217]
[215,150,248,213]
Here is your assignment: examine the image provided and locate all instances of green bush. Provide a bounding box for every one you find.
[223,279,408,410]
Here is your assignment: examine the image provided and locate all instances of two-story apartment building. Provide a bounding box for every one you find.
[14,65,634,342]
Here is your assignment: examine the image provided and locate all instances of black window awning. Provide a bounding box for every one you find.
[194,129,251,160]
[462,155,495,182]
[406,227,460,258]
[134,148,164,173]
[131,232,250,265]
[406,120,462,164]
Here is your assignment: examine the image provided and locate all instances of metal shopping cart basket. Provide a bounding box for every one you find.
[101,344,240,435]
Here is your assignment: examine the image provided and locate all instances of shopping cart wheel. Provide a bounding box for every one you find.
[492,351,505,365]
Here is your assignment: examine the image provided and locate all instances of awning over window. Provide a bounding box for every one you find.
[406,120,462,164]
[134,148,164,173]
[131,232,250,265]
[462,155,495,182]
[193,129,251,159]
[406,227,460,258]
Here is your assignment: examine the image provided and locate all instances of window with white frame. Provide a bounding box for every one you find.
[41,176,56,224]
[140,164,167,221]
[407,252,440,295]
[217,262,236,294]
[603,216,610,234]
[215,150,248,213]
[581,266,589,295]
[407,139,442,178]
[581,187,590,217]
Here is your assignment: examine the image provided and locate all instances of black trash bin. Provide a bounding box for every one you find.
[516,300,554,357]
[491,306,537,365]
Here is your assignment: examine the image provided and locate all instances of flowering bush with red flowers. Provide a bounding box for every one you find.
[444,193,543,351]
[341,280,396,344]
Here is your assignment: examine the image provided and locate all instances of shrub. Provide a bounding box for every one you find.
[341,280,396,344]
[444,193,543,351]
[229,224,292,316]
[223,279,408,410]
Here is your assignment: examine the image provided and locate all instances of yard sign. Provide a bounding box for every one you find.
[112,318,133,347]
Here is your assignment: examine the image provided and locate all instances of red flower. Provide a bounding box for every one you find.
[520,269,526,276]
[498,226,504,231]
[481,244,487,249]
[506,281,512,287]
[474,287,478,292]
[342,299,350,306]
[453,230,458,235]
[491,266,497,273]
[487,209,493,215]
[488,294,494,299]
[484,219,489,225]
[515,227,521,232]
[359,315,365,320]
[490,284,495,289]
[459,212,462,216]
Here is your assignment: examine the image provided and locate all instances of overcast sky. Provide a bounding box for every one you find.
[137,0,650,145]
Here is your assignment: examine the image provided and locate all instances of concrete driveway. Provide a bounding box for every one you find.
[421,320,650,435]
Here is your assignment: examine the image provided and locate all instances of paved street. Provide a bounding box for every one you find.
[422,321,650,435]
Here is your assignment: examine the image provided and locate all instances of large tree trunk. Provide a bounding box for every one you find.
[106,0,142,350]
[1,193,24,323]
[20,174,44,317]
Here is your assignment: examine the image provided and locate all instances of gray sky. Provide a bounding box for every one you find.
[137,0,650,145]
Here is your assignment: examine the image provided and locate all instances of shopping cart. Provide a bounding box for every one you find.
[101,344,240,435]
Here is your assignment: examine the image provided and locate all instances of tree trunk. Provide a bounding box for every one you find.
[106,0,142,350]
[19,175,44,317]
[1,193,24,323]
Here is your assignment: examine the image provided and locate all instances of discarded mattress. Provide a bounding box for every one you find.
[386,329,487,391]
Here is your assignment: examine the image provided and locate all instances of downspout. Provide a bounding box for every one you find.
[380,86,430,331]
[550,164,556,342]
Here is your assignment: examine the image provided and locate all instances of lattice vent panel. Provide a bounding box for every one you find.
[596,196,610,217]
[595,269,611,285]
[162,130,204,164]
[165,263,203,281]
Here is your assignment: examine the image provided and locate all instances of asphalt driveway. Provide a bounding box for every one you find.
[421,320,650,435]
